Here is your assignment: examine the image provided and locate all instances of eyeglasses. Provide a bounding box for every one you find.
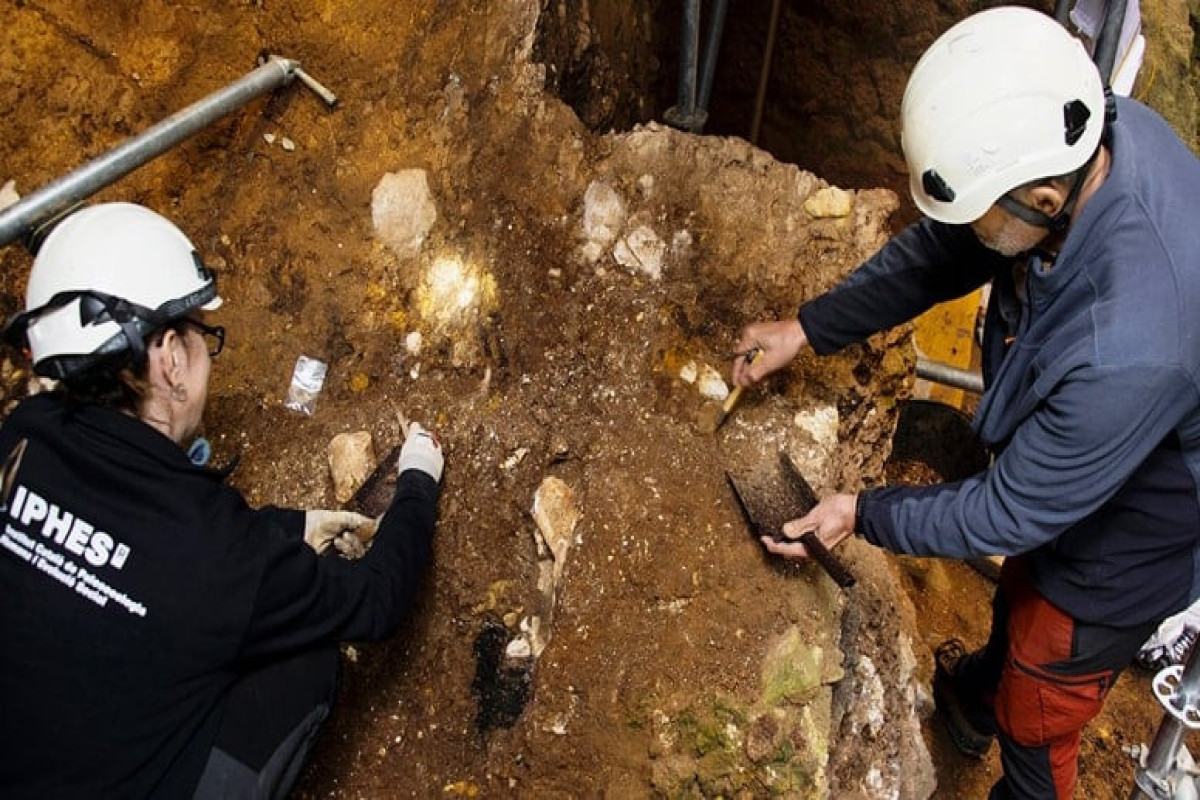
[183,319,226,358]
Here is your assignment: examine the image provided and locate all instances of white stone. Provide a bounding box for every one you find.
[851,656,887,738]
[405,331,423,355]
[679,360,698,384]
[520,615,546,658]
[372,169,438,259]
[697,365,729,400]
[280,136,296,152]
[532,477,579,599]
[0,180,19,212]
[328,431,376,503]
[804,186,854,218]
[263,132,276,144]
[613,225,665,280]
[580,180,626,261]
[505,637,532,659]
[502,615,547,661]
[502,447,529,470]
[793,404,839,452]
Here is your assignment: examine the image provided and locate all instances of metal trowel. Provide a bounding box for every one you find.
[726,451,856,588]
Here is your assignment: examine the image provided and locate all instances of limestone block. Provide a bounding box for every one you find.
[580,180,626,262]
[531,476,580,599]
[329,431,377,504]
[372,169,437,259]
[804,185,854,218]
[613,224,665,279]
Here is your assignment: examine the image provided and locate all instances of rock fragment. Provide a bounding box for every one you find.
[329,431,377,503]
[696,365,729,400]
[580,180,626,263]
[613,224,665,279]
[372,169,438,259]
[532,476,579,600]
[804,186,854,218]
[0,180,19,212]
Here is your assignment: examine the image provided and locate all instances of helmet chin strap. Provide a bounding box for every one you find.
[995,148,1099,234]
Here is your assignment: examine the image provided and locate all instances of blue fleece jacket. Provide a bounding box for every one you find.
[799,98,1200,625]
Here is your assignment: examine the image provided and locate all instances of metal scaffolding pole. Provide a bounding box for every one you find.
[0,55,336,249]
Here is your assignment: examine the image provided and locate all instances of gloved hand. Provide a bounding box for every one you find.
[303,510,378,558]
[397,421,444,482]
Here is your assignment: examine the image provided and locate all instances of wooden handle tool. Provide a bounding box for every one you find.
[711,349,759,432]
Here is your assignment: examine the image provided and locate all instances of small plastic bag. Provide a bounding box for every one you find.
[284,355,328,416]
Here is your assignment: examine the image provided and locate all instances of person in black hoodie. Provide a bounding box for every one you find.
[0,202,443,799]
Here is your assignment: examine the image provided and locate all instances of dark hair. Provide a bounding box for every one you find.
[1015,136,1107,196]
[59,319,189,412]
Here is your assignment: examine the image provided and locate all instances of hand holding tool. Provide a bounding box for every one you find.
[699,348,760,434]
[398,421,444,482]
[725,451,856,589]
[303,509,378,557]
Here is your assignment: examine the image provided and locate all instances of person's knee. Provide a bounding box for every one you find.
[195,646,341,799]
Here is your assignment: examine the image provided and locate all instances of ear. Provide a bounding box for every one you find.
[1026,182,1066,219]
[147,328,188,390]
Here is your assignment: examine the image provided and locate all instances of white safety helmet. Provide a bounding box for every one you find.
[901,6,1107,225]
[4,203,222,380]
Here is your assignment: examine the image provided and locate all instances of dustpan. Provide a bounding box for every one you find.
[726,450,856,589]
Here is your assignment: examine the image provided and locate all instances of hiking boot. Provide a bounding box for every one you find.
[934,638,998,759]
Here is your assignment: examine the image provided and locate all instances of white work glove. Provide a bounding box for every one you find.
[303,510,378,558]
[397,421,444,483]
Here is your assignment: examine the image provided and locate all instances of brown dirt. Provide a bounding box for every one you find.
[2,2,1196,798]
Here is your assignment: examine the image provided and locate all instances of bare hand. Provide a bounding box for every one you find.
[762,493,858,560]
[732,319,808,387]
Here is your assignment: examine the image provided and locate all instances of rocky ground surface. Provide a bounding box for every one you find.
[2,1,1197,797]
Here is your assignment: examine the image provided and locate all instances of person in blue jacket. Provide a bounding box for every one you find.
[733,7,1200,799]
[0,202,444,798]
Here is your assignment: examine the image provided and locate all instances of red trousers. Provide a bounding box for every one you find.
[985,558,1156,799]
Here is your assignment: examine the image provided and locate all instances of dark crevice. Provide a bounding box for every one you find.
[532,0,993,227]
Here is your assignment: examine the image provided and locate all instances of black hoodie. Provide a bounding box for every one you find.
[0,392,439,797]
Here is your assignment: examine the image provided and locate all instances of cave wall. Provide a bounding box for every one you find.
[1139,0,1200,154]
[538,0,1200,225]
[702,0,989,223]
[533,0,663,131]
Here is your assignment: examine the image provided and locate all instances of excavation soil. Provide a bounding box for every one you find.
[1,2,1194,797]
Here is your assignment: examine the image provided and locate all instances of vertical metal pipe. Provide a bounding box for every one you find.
[1093,0,1130,86]
[697,0,729,112]
[1053,0,1073,25]
[677,0,701,117]
[750,0,782,145]
[1129,639,1200,798]
[1130,719,1187,798]
[0,57,299,248]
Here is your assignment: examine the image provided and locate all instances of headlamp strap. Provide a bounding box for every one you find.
[996,146,1099,234]
[3,289,161,358]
